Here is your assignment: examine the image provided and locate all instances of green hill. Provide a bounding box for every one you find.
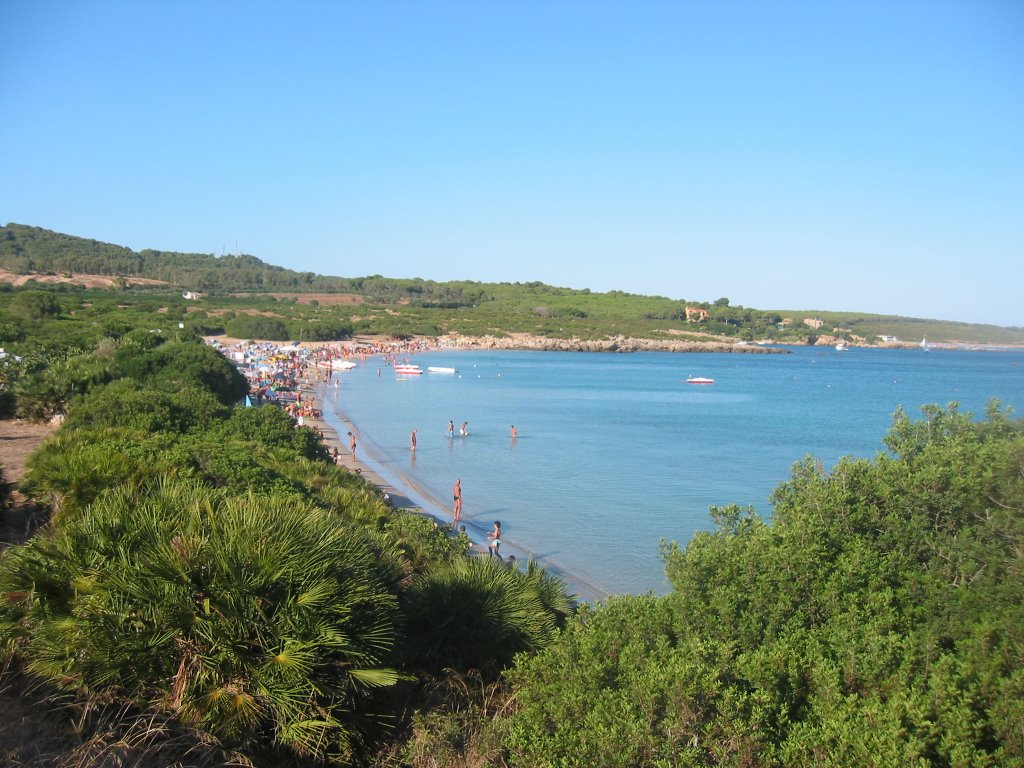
[2,223,1022,345]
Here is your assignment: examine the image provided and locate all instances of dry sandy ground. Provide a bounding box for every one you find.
[0,420,55,485]
[0,270,171,290]
[0,420,55,546]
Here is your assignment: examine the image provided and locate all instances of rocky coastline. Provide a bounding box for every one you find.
[445,333,788,354]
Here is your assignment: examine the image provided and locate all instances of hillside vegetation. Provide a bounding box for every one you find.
[3,223,1022,345]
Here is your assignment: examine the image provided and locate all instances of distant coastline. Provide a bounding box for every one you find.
[207,331,1023,357]
[207,332,789,355]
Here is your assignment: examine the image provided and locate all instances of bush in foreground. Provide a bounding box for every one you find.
[0,477,404,763]
[500,405,1024,767]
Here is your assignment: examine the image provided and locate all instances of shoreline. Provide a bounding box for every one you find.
[297,376,611,604]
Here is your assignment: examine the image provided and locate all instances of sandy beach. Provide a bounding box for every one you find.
[302,381,423,515]
[296,373,515,569]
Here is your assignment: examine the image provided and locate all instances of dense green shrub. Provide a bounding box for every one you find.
[224,314,290,341]
[184,319,226,336]
[64,379,230,434]
[114,339,249,406]
[0,478,404,763]
[503,595,775,768]
[501,405,1024,767]
[162,434,308,498]
[14,351,114,420]
[402,556,574,676]
[217,405,330,462]
[294,317,354,341]
[10,289,61,320]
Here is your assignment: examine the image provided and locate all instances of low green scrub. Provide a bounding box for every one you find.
[403,556,574,676]
[0,479,403,763]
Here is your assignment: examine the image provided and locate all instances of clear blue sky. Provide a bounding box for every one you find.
[2,1,1021,326]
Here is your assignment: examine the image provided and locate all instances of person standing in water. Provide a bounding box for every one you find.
[410,429,417,451]
[447,420,455,438]
[487,521,502,557]
[510,424,518,438]
[460,421,469,436]
[452,478,462,524]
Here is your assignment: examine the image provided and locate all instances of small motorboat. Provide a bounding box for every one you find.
[394,364,423,376]
[685,376,715,385]
[427,366,457,374]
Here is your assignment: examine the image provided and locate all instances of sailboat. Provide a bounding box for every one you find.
[919,337,930,352]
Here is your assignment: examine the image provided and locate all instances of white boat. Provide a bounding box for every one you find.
[394,364,423,375]
[685,376,715,385]
[920,337,930,352]
[835,341,848,352]
[427,366,457,374]
[330,359,357,370]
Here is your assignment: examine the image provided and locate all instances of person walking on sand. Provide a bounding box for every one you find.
[410,429,417,451]
[487,521,502,557]
[447,420,455,438]
[452,478,462,524]
[348,431,357,460]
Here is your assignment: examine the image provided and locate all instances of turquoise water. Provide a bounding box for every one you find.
[319,347,1024,599]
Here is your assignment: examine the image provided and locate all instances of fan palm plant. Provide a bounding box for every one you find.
[266,454,466,581]
[402,556,574,675]
[21,433,146,523]
[0,475,403,762]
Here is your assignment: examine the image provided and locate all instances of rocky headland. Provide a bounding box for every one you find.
[446,333,788,354]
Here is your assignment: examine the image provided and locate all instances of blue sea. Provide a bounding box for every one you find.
[318,346,1024,599]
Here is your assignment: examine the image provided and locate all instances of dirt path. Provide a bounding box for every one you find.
[1,420,56,548]
[0,420,56,483]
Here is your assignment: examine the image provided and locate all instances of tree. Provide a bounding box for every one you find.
[10,289,61,321]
